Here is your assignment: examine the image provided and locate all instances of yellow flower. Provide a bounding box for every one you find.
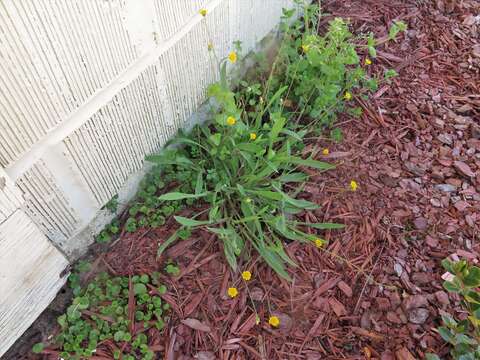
[245,198,252,203]
[249,133,257,140]
[365,58,372,65]
[301,44,310,53]
[314,238,324,248]
[226,116,236,126]
[242,271,252,281]
[268,315,280,328]
[207,42,214,51]
[199,8,207,17]
[228,51,237,63]
[344,91,352,101]
[227,287,238,298]
[350,180,358,191]
[322,148,329,155]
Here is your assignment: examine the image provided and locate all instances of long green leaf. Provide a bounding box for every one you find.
[275,155,335,170]
[195,173,204,195]
[174,216,211,227]
[299,222,345,230]
[158,192,208,201]
[222,237,237,271]
[250,190,283,201]
[273,186,318,210]
[256,85,288,127]
[269,113,286,147]
[257,245,291,281]
[277,172,309,183]
[157,230,180,257]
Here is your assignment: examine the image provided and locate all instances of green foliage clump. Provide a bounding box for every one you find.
[427,259,480,360]
[146,3,379,280]
[96,2,406,278]
[35,271,170,359]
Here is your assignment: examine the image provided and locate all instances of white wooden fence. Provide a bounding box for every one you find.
[0,0,296,355]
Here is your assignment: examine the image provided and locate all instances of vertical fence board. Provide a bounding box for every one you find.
[0,210,69,356]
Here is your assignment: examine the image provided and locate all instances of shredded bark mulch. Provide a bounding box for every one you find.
[15,0,478,359]
[98,0,480,358]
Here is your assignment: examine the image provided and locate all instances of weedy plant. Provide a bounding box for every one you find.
[427,259,480,360]
[34,270,170,359]
[145,2,405,280]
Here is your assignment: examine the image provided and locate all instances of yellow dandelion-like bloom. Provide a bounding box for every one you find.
[322,148,329,155]
[350,180,358,191]
[268,315,280,328]
[344,91,352,101]
[228,51,237,63]
[242,271,252,281]
[226,116,236,126]
[365,58,372,66]
[314,238,324,248]
[249,133,257,140]
[301,44,310,53]
[227,287,238,298]
[207,42,214,51]
[199,8,207,17]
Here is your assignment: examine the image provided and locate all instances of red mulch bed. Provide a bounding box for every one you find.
[53,0,480,359]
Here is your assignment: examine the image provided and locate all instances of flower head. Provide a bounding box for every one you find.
[365,57,372,66]
[268,315,280,328]
[322,148,329,155]
[314,238,324,248]
[199,8,207,17]
[344,91,352,101]
[207,42,214,51]
[245,197,252,203]
[228,51,237,63]
[301,44,310,53]
[226,116,236,126]
[242,271,252,281]
[227,287,238,298]
[350,180,358,192]
[249,133,257,140]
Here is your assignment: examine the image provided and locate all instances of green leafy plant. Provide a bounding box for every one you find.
[389,20,407,41]
[39,272,170,359]
[145,4,373,280]
[427,259,480,359]
[165,262,180,276]
[92,1,404,280]
[32,343,44,354]
[103,194,119,213]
